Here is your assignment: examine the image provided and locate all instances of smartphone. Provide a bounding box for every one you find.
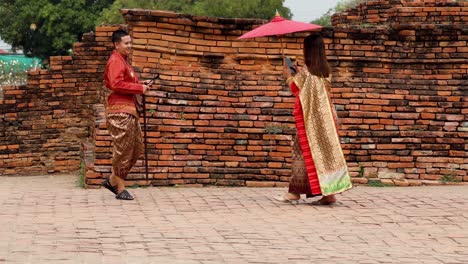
[148,74,160,86]
[285,57,297,74]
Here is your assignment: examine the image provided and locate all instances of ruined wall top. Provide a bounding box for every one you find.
[332,0,468,27]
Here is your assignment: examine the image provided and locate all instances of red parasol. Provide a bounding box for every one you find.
[238,11,322,62]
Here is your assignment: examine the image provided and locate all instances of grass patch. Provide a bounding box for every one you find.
[367,180,393,187]
[358,164,365,178]
[76,161,85,188]
[440,174,461,183]
[127,183,149,189]
[128,183,140,189]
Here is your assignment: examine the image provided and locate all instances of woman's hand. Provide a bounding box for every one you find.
[283,64,293,79]
[283,63,297,86]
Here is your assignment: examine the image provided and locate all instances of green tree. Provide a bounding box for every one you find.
[191,0,292,20]
[98,0,162,25]
[97,0,292,25]
[312,0,366,26]
[0,0,113,59]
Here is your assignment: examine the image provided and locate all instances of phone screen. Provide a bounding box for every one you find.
[285,57,296,74]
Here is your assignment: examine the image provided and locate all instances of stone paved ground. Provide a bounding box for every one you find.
[0,175,467,264]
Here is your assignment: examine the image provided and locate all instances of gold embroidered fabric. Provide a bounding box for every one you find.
[293,68,350,191]
[107,104,138,117]
[289,135,312,195]
[107,112,144,179]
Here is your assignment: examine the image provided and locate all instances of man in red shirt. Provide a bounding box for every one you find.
[101,29,152,200]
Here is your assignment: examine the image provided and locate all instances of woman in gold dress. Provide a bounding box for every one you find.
[276,34,352,205]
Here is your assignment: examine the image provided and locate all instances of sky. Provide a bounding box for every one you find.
[0,0,342,51]
[284,0,342,22]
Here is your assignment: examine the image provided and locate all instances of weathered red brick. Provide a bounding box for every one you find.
[3,3,466,189]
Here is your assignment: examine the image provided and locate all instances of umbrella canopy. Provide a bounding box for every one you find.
[237,12,322,64]
[238,12,322,39]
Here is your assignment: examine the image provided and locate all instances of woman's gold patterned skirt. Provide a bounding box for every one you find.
[288,135,316,197]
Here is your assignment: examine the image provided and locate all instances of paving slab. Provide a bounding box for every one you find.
[0,175,467,264]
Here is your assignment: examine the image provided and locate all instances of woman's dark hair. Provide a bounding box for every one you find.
[111,29,129,44]
[303,34,331,78]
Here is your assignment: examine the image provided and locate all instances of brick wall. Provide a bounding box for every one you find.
[86,11,297,187]
[328,0,467,185]
[328,26,467,185]
[0,27,119,175]
[87,0,467,187]
[332,0,467,26]
[1,0,466,187]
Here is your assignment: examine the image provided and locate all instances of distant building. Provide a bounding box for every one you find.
[0,37,11,53]
[0,37,40,70]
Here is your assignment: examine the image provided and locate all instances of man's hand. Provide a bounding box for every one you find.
[142,85,150,94]
[143,74,159,87]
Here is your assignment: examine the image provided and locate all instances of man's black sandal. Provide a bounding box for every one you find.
[101,178,118,195]
[115,190,134,200]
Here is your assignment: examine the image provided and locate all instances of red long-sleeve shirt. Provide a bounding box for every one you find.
[104,51,143,116]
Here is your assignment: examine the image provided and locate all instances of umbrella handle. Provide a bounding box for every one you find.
[279,36,285,65]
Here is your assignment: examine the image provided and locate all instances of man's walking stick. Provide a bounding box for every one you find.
[142,74,158,183]
[142,94,149,182]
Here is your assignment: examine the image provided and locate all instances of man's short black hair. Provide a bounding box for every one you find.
[111,29,129,44]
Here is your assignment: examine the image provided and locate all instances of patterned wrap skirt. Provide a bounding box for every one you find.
[106,112,144,179]
[288,135,317,198]
[289,68,352,196]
